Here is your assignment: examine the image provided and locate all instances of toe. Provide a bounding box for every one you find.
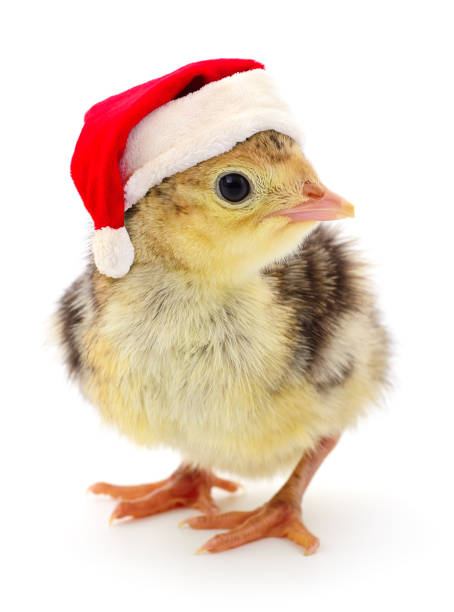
[109,489,184,523]
[180,510,256,530]
[193,499,220,515]
[285,523,320,555]
[210,476,243,493]
[88,481,168,500]
[194,508,282,553]
[196,520,266,554]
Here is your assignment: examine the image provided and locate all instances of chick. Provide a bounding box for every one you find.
[55,129,389,555]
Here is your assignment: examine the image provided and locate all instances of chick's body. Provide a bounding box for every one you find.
[56,130,389,552]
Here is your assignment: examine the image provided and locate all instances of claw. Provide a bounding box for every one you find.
[109,513,133,526]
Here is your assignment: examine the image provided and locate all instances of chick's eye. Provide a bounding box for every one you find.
[216,173,251,204]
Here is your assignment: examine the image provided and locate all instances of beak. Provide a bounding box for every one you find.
[265,183,355,223]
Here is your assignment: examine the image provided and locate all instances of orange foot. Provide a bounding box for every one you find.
[181,498,319,555]
[88,465,241,524]
[181,436,340,555]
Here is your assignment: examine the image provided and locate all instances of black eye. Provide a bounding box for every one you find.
[216,173,251,204]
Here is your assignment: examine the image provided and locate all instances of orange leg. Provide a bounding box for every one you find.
[181,436,340,555]
[88,465,241,524]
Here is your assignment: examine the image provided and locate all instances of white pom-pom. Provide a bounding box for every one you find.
[93,226,134,278]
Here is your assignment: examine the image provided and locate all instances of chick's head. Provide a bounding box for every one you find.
[126,130,353,283]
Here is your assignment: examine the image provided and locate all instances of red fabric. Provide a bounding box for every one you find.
[70,58,264,230]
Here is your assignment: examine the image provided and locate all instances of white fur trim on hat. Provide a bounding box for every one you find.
[93,226,134,278]
[120,69,302,210]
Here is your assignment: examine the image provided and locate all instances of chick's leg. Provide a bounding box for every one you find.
[182,436,339,555]
[88,465,241,524]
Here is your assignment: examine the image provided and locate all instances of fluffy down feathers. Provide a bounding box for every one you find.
[54,130,389,477]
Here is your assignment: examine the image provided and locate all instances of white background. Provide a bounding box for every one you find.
[2,1,453,610]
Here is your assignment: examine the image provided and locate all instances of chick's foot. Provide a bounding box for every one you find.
[181,435,339,555]
[183,499,319,555]
[87,465,241,524]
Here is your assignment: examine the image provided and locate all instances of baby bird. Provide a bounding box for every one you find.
[55,126,389,555]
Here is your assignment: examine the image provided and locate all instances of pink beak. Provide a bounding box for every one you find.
[265,183,355,222]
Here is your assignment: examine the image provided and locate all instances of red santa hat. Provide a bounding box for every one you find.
[71,58,302,278]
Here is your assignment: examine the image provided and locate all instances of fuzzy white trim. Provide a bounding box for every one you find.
[120,69,302,210]
[93,226,134,278]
